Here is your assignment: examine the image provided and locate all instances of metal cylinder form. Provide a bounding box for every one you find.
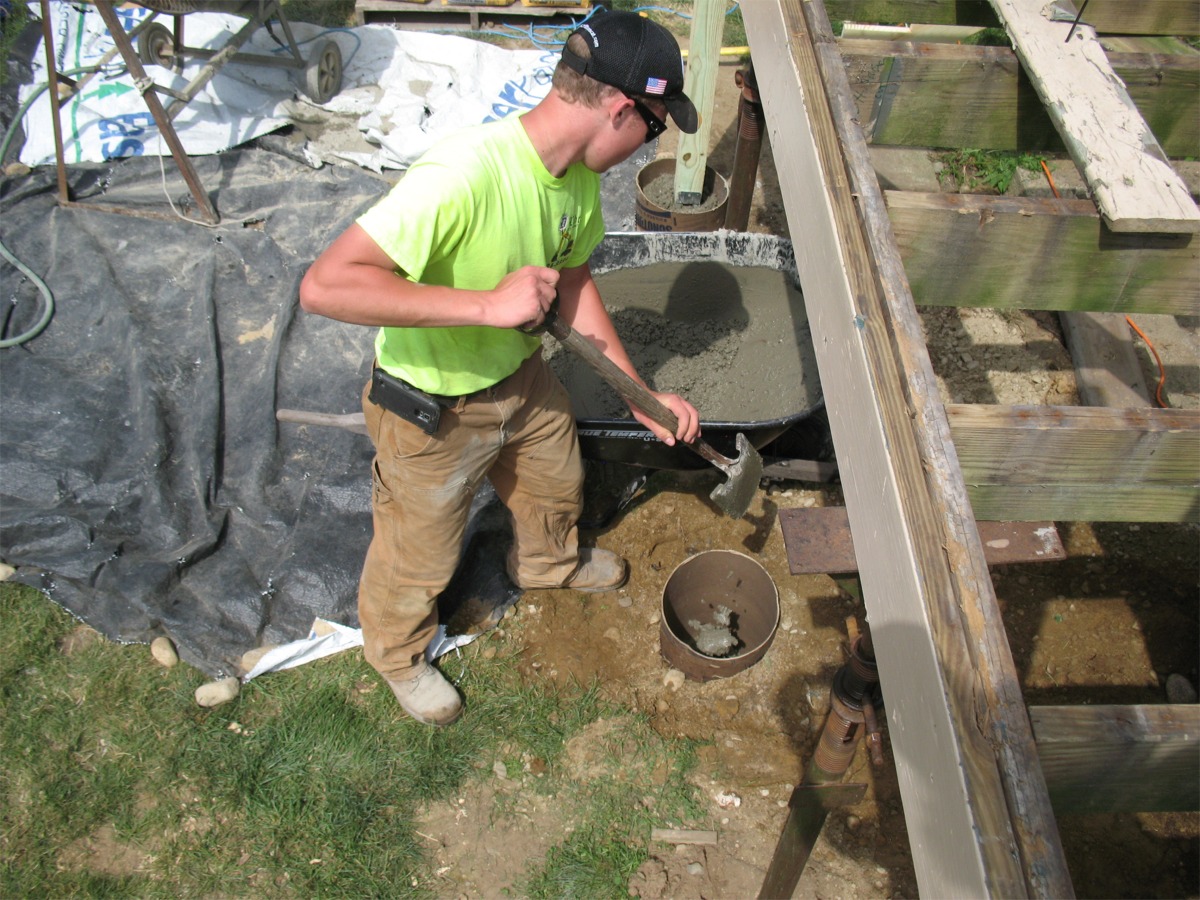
[635,158,729,233]
[659,550,779,681]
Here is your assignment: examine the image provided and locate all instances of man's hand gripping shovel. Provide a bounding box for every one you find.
[523,299,762,518]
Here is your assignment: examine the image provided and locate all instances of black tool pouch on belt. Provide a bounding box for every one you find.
[369,368,442,435]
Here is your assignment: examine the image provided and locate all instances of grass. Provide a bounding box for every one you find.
[937,148,1046,194]
[0,0,31,88]
[281,0,357,29]
[0,581,707,897]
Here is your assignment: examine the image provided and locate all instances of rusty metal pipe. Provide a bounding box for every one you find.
[759,620,882,898]
[808,628,881,781]
[723,65,763,232]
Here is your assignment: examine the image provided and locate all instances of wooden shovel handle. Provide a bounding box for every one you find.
[542,314,732,469]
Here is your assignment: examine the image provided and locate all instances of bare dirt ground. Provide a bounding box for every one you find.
[407,52,1199,900]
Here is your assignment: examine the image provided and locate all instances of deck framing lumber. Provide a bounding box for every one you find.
[824,1,1200,36]
[988,0,1200,233]
[883,192,1199,316]
[948,405,1200,523]
[1058,311,1155,408]
[743,1,1073,895]
[1030,705,1200,814]
[838,38,1200,158]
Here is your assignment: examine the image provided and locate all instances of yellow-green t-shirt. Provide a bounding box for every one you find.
[356,113,604,395]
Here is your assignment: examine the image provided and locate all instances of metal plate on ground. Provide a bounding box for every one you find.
[779,507,1065,575]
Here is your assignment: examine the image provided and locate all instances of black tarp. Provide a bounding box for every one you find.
[0,150,525,675]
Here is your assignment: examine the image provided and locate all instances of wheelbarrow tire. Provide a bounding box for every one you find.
[137,21,175,68]
[304,39,343,104]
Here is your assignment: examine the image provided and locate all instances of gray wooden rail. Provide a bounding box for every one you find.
[746,0,1198,895]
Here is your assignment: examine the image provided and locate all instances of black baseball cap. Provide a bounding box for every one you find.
[560,11,698,134]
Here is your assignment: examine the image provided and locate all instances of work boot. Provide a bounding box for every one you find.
[516,547,629,594]
[385,662,463,726]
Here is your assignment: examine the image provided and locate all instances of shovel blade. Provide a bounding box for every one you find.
[709,433,763,518]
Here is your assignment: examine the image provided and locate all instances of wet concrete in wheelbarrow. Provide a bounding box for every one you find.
[547,261,820,425]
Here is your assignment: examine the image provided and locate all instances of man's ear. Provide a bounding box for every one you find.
[604,88,631,124]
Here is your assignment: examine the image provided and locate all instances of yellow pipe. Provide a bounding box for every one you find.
[681,46,750,57]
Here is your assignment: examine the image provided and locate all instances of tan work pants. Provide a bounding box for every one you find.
[358,351,583,682]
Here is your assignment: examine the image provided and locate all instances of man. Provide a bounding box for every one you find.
[299,11,701,726]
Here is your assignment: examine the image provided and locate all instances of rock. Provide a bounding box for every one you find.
[150,636,179,668]
[618,595,633,608]
[238,644,277,675]
[0,562,15,581]
[2,163,30,178]
[493,760,508,780]
[715,790,741,809]
[662,669,686,691]
[714,696,740,719]
[1166,674,1198,704]
[195,676,240,707]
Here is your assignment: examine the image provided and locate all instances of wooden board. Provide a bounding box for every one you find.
[839,39,1200,158]
[989,0,1200,233]
[354,0,591,27]
[743,2,1072,895]
[1059,312,1154,408]
[1030,705,1200,814]
[948,404,1200,523]
[885,192,1200,316]
[779,506,1065,574]
[824,1,1200,36]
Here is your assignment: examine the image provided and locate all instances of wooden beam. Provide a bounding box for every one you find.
[948,405,1200,522]
[840,39,1200,158]
[744,2,1072,896]
[1059,312,1154,408]
[1030,705,1200,814]
[674,0,724,205]
[778,506,1065,574]
[824,1,1200,35]
[989,0,1200,233]
[884,191,1200,316]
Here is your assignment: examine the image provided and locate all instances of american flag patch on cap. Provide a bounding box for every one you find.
[644,77,668,95]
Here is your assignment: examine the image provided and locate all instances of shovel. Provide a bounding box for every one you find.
[529,304,763,518]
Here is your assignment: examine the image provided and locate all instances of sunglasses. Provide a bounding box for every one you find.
[626,95,668,144]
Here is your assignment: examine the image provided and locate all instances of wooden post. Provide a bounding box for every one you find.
[673,0,724,205]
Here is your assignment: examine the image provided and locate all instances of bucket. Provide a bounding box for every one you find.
[635,157,729,232]
[659,550,779,681]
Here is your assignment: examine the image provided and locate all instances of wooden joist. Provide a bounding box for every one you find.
[949,405,1200,523]
[988,0,1200,234]
[824,0,1200,36]
[884,192,1199,316]
[1030,705,1200,814]
[839,38,1200,158]
[1059,312,1154,408]
[744,2,1072,895]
